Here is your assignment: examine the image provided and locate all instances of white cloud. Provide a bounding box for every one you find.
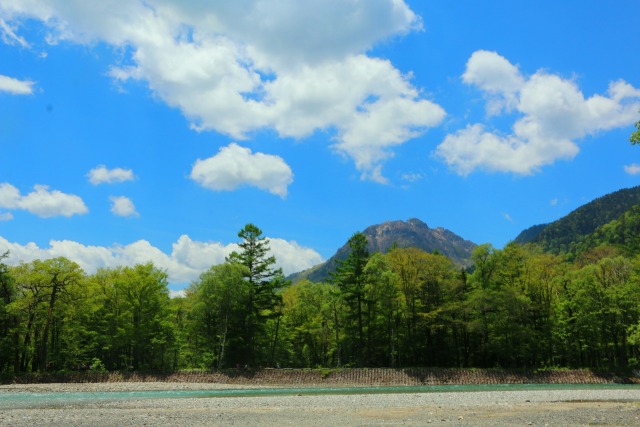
[190,143,293,198]
[462,50,524,116]
[0,183,88,218]
[0,0,443,183]
[0,18,30,47]
[437,51,640,175]
[109,196,139,217]
[624,163,640,175]
[169,289,185,298]
[550,198,558,206]
[0,233,323,286]
[0,183,21,209]
[401,172,424,183]
[88,165,135,185]
[0,74,34,95]
[0,212,13,221]
[267,238,324,276]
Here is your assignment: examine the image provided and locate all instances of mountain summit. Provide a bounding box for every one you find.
[289,218,477,283]
[363,218,476,264]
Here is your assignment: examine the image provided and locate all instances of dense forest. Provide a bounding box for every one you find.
[515,186,640,254]
[2,210,640,375]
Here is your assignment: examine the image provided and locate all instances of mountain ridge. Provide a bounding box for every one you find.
[514,185,640,254]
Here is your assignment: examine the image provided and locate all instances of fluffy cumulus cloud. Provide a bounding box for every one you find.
[0,183,88,218]
[0,0,444,182]
[190,143,293,198]
[436,50,640,175]
[0,74,34,95]
[0,234,323,285]
[88,165,135,185]
[109,196,139,217]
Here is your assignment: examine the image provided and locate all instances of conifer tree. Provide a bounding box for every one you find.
[331,232,369,366]
[227,224,285,366]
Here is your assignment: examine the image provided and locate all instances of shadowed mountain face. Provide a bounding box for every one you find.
[289,218,477,283]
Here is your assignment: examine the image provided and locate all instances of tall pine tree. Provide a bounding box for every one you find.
[331,232,369,366]
[227,224,285,366]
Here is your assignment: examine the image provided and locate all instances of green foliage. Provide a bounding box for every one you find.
[0,251,17,373]
[9,257,85,372]
[185,262,249,369]
[576,205,640,257]
[4,220,640,374]
[631,113,640,145]
[281,280,339,367]
[75,262,176,371]
[330,232,370,366]
[91,357,107,372]
[530,186,640,255]
[226,224,287,367]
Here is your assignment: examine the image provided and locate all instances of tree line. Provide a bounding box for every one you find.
[1,224,640,374]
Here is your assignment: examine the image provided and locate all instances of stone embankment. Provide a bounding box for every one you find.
[6,367,639,386]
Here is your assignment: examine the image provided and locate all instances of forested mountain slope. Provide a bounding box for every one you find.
[289,218,476,283]
[575,204,640,256]
[514,185,640,254]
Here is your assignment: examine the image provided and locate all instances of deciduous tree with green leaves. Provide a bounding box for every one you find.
[10,257,85,372]
[0,251,16,373]
[281,280,338,367]
[187,262,249,368]
[630,112,640,145]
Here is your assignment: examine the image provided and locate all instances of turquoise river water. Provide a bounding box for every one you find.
[1,383,639,409]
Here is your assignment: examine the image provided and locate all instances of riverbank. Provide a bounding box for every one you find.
[4,367,640,387]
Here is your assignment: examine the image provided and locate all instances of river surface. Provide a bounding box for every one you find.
[2,383,639,409]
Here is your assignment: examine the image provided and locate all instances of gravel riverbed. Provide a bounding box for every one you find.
[1,382,640,426]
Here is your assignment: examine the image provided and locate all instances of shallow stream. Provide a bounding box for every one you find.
[1,383,639,409]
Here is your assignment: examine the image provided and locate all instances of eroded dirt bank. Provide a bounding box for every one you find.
[5,367,639,386]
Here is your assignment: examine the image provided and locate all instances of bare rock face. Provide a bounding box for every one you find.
[362,218,476,266]
[290,218,477,283]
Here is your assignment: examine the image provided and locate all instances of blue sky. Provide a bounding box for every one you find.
[1,1,639,293]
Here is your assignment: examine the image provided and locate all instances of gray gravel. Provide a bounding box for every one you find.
[1,383,639,426]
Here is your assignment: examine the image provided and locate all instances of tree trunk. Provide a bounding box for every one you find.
[39,283,58,371]
[270,314,281,368]
[218,312,228,369]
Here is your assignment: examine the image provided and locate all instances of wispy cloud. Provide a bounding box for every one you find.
[624,163,640,175]
[0,18,30,48]
[400,172,424,183]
